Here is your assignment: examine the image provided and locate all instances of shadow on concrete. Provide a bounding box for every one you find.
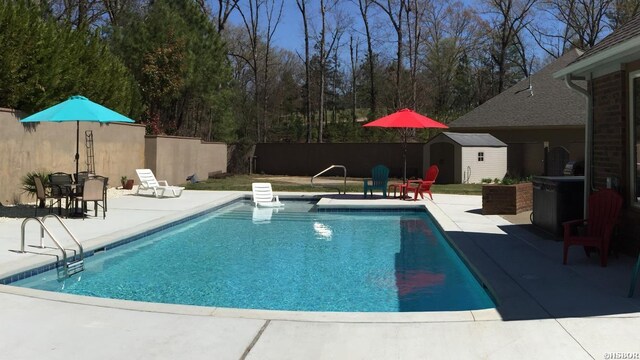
[0,205,61,219]
[448,222,640,321]
[465,208,483,215]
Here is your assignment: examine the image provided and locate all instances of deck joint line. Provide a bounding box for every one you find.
[240,319,270,359]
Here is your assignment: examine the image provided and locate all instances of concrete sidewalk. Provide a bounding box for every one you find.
[0,191,639,359]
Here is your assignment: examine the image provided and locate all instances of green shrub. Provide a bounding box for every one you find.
[21,170,50,207]
[481,178,493,184]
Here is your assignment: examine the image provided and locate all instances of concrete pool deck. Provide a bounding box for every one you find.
[0,190,639,359]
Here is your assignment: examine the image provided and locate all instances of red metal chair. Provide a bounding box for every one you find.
[401,165,439,201]
[562,188,623,267]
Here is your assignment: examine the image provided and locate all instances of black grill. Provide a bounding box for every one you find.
[563,161,584,176]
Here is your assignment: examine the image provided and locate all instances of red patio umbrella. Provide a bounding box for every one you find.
[363,108,447,182]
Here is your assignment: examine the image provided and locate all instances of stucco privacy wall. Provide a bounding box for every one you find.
[0,107,145,204]
[145,136,227,186]
[254,143,425,178]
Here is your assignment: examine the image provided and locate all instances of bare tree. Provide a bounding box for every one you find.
[349,35,359,123]
[47,0,107,29]
[261,0,284,142]
[531,0,611,58]
[485,0,538,94]
[316,0,345,143]
[102,0,131,26]
[214,0,240,33]
[296,0,313,143]
[608,0,640,29]
[404,0,426,110]
[423,1,481,114]
[319,0,328,143]
[237,0,263,141]
[356,0,377,117]
[374,0,405,110]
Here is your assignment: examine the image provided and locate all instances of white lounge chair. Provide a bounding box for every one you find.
[135,169,185,198]
[251,182,284,207]
[252,207,279,224]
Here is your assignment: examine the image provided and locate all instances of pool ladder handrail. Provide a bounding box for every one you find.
[20,214,84,277]
[311,165,347,194]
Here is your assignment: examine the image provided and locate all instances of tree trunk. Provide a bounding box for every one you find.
[359,0,376,117]
[297,0,312,143]
[350,36,358,123]
[374,0,404,109]
[318,0,326,143]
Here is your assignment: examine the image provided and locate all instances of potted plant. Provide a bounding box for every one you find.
[121,176,134,190]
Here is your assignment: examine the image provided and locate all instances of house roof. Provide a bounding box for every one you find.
[448,49,586,130]
[554,14,640,78]
[431,132,507,147]
[577,15,640,62]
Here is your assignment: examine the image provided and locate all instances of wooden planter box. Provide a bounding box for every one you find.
[482,182,533,215]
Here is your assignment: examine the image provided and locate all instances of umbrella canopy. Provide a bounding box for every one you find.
[362,108,448,129]
[20,95,135,178]
[363,108,447,182]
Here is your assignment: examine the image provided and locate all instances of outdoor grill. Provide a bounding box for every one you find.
[563,161,584,176]
[532,176,584,236]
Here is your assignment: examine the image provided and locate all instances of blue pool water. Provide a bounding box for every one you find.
[12,200,495,312]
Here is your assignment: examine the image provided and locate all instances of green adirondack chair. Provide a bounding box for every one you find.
[363,164,389,198]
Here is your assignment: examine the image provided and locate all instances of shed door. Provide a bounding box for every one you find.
[430,142,455,184]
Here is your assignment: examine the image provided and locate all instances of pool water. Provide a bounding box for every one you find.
[12,200,495,312]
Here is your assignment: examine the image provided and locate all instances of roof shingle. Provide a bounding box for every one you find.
[435,132,507,147]
[448,49,586,129]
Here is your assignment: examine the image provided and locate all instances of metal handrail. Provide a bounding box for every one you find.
[311,165,347,194]
[41,214,84,261]
[20,217,68,266]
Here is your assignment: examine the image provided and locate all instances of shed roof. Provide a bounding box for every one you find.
[448,49,585,130]
[432,132,507,147]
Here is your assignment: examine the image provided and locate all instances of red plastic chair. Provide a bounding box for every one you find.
[401,165,439,201]
[562,188,623,267]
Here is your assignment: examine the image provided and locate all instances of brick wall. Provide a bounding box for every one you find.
[482,182,533,215]
[591,71,627,190]
[591,71,640,254]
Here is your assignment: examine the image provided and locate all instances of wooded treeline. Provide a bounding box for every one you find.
[1,0,639,146]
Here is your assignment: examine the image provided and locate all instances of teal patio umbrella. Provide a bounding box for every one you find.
[20,95,135,179]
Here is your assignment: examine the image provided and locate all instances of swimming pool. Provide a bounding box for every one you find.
[11,200,495,312]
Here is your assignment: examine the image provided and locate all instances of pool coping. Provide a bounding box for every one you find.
[0,192,507,323]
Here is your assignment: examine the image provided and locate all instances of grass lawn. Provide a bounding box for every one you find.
[185,174,483,195]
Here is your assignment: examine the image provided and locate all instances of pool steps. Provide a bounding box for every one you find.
[20,214,84,279]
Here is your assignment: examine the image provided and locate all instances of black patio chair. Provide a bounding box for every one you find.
[47,172,72,215]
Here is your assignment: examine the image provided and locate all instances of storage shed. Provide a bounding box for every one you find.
[425,132,507,184]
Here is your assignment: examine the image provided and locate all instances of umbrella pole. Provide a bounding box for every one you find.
[75,120,80,181]
[403,129,408,183]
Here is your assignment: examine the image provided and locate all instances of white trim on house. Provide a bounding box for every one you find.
[628,70,640,208]
[554,36,640,79]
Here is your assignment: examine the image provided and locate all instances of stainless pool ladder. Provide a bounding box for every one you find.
[20,214,85,278]
[311,165,347,194]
